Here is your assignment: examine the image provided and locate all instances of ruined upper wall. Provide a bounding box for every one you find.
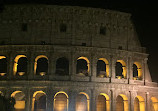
[0,5,143,52]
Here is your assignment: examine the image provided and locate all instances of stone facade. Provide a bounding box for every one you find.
[0,4,157,111]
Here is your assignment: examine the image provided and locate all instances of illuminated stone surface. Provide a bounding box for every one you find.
[0,5,157,111]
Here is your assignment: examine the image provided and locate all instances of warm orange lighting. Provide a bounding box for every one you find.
[76,92,90,111]
[96,93,110,111]
[116,76,122,79]
[116,94,128,111]
[151,97,158,111]
[13,55,26,75]
[98,58,109,77]
[0,73,6,76]
[117,60,127,79]
[77,57,90,73]
[133,77,138,80]
[134,62,142,80]
[54,91,68,111]
[0,91,3,96]
[14,101,25,109]
[39,72,46,76]
[32,91,46,111]
[34,55,48,75]
[11,91,25,110]
[0,56,6,59]
[18,72,25,76]
[134,96,145,111]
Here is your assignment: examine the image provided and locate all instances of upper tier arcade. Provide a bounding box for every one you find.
[0,5,145,53]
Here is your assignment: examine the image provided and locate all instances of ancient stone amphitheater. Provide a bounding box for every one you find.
[0,4,157,111]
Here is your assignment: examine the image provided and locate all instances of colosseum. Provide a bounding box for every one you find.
[0,4,158,111]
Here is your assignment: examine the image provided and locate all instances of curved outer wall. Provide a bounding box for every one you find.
[0,5,157,111]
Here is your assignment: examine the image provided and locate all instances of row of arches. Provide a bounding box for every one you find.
[0,91,157,111]
[0,55,142,80]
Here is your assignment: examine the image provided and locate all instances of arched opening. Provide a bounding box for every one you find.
[17,57,28,76]
[96,93,110,111]
[151,97,158,111]
[133,62,142,80]
[34,55,48,76]
[133,64,138,79]
[134,96,145,111]
[54,91,68,111]
[0,91,3,96]
[96,58,109,78]
[76,92,89,111]
[13,55,27,76]
[11,91,25,111]
[0,56,7,76]
[55,57,69,76]
[76,57,90,76]
[32,91,46,111]
[116,94,128,111]
[115,60,127,79]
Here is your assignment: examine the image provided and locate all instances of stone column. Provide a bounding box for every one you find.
[129,91,132,111]
[27,52,34,79]
[25,89,31,111]
[5,87,11,99]
[142,58,147,83]
[130,91,136,111]
[46,88,54,111]
[90,89,96,111]
[109,55,113,79]
[126,57,131,80]
[143,58,148,84]
[69,54,73,76]
[71,54,76,77]
[69,91,76,111]
[90,55,97,81]
[110,89,116,111]
[92,63,97,78]
[129,58,133,80]
[111,58,116,79]
[48,55,55,80]
[145,92,149,111]
[7,52,14,79]
[29,90,35,111]
[88,57,92,77]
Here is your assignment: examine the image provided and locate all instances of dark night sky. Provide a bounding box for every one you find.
[1,0,158,82]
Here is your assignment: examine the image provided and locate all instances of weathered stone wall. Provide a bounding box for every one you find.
[0,5,142,52]
[0,5,157,111]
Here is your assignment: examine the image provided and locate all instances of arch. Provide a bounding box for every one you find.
[96,93,110,111]
[97,58,109,78]
[76,57,90,76]
[151,97,158,111]
[34,55,48,76]
[0,56,6,59]
[54,91,69,111]
[11,91,25,111]
[55,57,69,76]
[17,57,28,76]
[116,60,127,79]
[0,56,7,76]
[13,55,27,76]
[134,96,145,111]
[76,92,90,111]
[0,91,3,96]
[133,64,138,79]
[32,91,46,111]
[116,94,128,111]
[133,62,142,80]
